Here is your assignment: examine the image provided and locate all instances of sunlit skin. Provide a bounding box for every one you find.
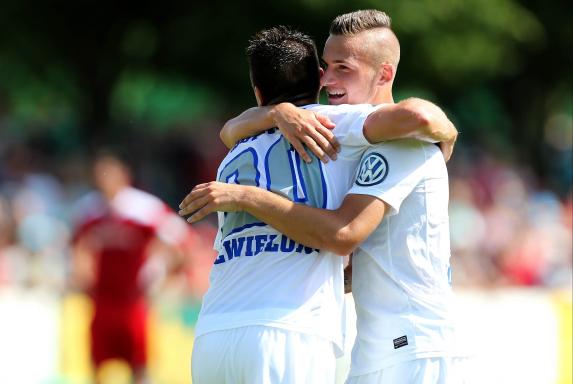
[321,29,398,106]
[93,157,131,200]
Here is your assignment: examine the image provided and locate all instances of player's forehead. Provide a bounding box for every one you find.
[322,33,372,65]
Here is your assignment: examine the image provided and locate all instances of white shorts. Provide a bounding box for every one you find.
[345,357,473,384]
[191,325,336,384]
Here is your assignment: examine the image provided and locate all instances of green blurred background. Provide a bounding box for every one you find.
[0,0,571,200]
[0,0,571,383]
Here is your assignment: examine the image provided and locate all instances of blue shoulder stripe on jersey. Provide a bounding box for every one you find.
[319,160,328,209]
[289,150,308,203]
[225,170,240,184]
[225,221,268,239]
[218,147,260,187]
[264,136,284,191]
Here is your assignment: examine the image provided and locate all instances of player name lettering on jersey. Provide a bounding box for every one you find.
[214,234,319,264]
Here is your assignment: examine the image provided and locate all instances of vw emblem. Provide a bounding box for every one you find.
[355,152,389,186]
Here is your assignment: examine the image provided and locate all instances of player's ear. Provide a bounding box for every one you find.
[378,63,395,86]
[254,86,264,106]
[319,67,325,78]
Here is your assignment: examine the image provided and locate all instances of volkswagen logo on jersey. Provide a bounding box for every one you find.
[355,152,389,186]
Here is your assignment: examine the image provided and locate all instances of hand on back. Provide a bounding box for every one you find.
[271,103,340,163]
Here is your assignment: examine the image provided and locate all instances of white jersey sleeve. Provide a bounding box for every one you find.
[303,103,378,148]
[348,139,433,216]
[111,187,193,248]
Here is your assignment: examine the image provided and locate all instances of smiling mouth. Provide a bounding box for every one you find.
[327,91,345,101]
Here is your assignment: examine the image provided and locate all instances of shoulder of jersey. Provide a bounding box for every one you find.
[111,187,170,225]
[355,151,390,186]
[72,191,108,225]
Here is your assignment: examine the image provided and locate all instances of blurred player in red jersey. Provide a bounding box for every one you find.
[71,150,201,383]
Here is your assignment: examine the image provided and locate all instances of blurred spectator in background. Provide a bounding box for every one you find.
[0,144,70,289]
[0,195,23,285]
[448,152,572,289]
[70,150,202,384]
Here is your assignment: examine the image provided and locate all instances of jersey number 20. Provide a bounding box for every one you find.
[218,136,327,239]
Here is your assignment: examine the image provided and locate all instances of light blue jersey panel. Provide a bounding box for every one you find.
[217,128,327,240]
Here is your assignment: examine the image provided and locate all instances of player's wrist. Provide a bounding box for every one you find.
[267,104,282,126]
[236,186,259,211]
[269,103,295,126]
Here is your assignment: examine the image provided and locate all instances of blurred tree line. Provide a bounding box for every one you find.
[0,0,571,197]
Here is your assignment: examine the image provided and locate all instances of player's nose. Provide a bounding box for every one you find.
[320,69,335,87]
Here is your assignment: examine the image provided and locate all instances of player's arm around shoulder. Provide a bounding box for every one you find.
[220,106,276,148]
[363,98,458,161]
[178,181,387,256]
[325,194,389,255]
[220,103,339,163]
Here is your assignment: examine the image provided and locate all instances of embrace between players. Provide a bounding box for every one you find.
[179,9,470,384]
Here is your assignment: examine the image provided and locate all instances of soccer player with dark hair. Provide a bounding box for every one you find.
[246,26,321,107]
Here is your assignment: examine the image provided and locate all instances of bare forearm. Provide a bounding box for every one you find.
[364,98,456,144]
[405,98,455,142]
[180,182,386,255]
[238,186,350,254]
[220,106,275,148]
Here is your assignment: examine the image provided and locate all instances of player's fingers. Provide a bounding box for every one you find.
[315,113,336,130]
[179,182,218,209]
[179,198,207,217]
[179,184,208,209]
[179,195,193,212]
[301,135,328,163]
[187,203,217,223]
[307,129,336,161]
[289,137,312,164]
[310,126,338,160]
[179,193,200,212]
[192,182,211,192]
[179,192,211,216]
[316,125,341,154]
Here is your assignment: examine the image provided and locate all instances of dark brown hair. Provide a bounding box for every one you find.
[247,26,320,106]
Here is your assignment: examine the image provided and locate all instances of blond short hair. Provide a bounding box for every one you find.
[330,9,392,35]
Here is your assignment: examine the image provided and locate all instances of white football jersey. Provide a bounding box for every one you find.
[195,103,377,354]
[347,140,464,376]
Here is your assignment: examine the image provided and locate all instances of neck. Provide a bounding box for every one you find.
[102,184,127,201]
[265,90,319,107]
[292,97,319,106]
[371,86,394,105]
